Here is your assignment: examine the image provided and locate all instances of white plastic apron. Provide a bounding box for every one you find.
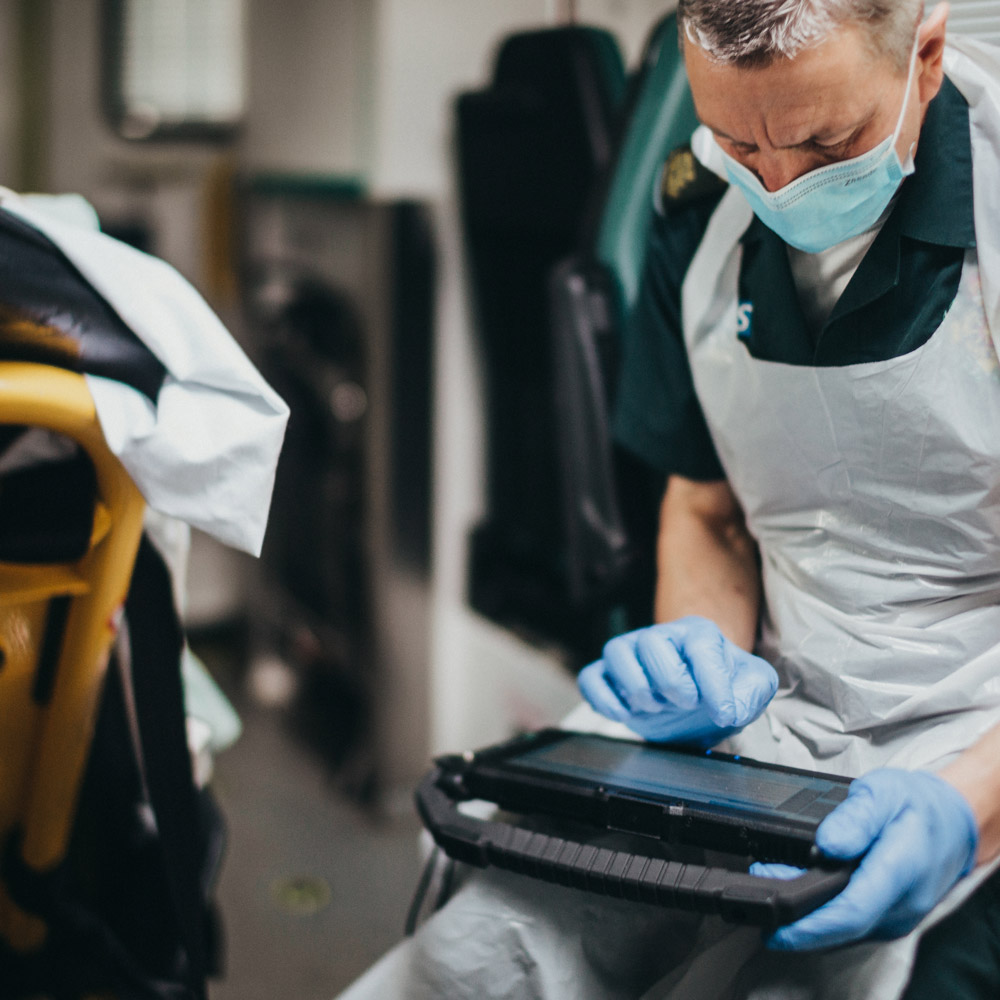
[683,43,1000,781]
[686,235,1000,777]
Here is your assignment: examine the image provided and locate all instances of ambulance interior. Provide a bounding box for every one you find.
[0,1,997,998]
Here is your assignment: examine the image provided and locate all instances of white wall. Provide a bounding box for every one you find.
[367,0,555,198]
[370,0,674,199]
[45,0,229,290]
[241,0,375,177]
[942,0,1000,44]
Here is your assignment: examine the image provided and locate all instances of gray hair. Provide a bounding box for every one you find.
[677,0,924,70]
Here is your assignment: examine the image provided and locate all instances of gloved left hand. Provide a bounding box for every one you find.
[577,618,778,746]
[752,768,979,950]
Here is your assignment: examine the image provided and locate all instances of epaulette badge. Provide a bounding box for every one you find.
[660,145,728,210]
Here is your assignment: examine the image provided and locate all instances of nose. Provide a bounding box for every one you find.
[752,151,816,192]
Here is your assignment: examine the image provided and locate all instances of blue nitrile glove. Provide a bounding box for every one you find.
[751,768,979,951]
[577,617,778,745]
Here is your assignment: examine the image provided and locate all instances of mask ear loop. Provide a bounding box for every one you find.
[894,31,922,167]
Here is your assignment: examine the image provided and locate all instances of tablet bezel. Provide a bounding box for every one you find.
[439,729,853,865]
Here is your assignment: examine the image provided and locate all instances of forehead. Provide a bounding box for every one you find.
[684,24,902,142]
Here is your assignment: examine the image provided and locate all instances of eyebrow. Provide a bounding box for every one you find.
[704,109,877,152]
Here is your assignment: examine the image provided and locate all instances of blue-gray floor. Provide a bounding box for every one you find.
[197,634,423,1000]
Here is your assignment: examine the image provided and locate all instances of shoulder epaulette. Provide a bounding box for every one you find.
[659,144,728,211]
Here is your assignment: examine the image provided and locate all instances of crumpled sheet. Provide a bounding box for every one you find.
[0,188,289,557]
[336,863,703,1000]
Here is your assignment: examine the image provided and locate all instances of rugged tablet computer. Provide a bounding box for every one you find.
[416,729,855,927]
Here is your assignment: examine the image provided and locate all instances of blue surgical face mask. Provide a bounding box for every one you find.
[718,39,920,254]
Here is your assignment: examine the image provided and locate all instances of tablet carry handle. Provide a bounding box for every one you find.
[416,769,852,928]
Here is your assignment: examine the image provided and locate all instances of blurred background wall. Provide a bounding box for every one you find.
[0,0,677,802]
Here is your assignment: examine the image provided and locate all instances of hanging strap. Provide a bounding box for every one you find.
[124,535,208,998]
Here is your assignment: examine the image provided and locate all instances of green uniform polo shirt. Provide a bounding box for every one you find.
[613,76,977,480]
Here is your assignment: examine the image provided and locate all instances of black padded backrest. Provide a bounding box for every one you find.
[458,28,624,236]
[460,27,627,653]
[547,14,693,647]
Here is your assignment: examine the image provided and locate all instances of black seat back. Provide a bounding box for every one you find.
[459,26,627,655]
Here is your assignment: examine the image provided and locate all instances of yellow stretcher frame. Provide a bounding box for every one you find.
[0,361,146,954]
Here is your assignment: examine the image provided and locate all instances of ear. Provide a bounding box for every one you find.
[916,2,949,106]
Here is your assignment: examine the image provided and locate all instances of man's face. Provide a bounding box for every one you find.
[684,23,927,193]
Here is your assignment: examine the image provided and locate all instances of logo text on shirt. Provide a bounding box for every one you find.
[737,301,754,340]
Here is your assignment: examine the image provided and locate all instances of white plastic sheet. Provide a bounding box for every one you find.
[0,188,288,556]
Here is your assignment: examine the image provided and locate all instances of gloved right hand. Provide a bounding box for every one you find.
[750,768,979,950]
[577,616,778,745]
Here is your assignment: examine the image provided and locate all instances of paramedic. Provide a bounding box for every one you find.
[580,0,1000,991]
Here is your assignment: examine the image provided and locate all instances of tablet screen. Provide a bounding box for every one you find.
[507,734,850,823]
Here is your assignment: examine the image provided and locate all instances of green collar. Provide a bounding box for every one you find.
[893,74,976,249]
